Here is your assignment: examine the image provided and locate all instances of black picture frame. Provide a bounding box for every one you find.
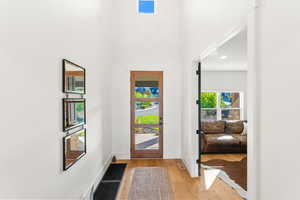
[63,59,86,94]
[63,98,86,132]
[63,128,87,171]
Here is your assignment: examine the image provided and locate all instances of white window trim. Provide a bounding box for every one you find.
[137,0,157,15]
[201,91,244,121]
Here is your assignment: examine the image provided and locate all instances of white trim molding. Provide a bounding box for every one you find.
[182,155,198,178]
[246,0,259,199]
[113,153,131,160]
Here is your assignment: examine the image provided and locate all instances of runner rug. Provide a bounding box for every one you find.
[128,167,174,200]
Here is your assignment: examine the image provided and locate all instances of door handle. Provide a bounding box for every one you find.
[159,117,163,125]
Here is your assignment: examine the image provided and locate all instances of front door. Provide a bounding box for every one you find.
[130,71,163,158]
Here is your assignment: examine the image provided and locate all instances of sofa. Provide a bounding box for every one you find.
[201,120,247,153]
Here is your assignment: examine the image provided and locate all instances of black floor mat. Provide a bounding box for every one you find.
[94,182,120,200]
[102,163,127,181]
[94,163,127,200]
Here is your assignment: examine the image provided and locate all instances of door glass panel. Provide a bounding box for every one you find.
[135,87,159,98]
[135,73,160,98]
[135,127,159,150]
[135,101,159,124]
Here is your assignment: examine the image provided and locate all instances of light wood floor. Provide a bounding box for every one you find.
[202,153,246,162]
[115,154,247,200]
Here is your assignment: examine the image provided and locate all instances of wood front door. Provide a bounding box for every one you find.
[130,71,163,158]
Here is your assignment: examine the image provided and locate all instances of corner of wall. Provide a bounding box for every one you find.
[182,154,198,178]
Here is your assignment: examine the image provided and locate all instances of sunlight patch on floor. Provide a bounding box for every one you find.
[203,169,221,190]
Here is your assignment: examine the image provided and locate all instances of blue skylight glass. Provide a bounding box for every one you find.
[139,0,155,14]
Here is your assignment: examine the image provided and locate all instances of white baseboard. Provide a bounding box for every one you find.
[182,157,192,176]
[182,155,198,178]
[81,154,113,200]
[113,153,130,160]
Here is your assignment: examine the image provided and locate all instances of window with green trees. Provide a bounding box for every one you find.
[201,92,243,121]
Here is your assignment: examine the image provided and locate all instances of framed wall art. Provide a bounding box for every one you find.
[63,98,86,131]
[63,59,86,94]
[63,129,86,170]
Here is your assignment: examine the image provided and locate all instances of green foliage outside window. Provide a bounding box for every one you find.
[135,91,151,98]
[201,92,217,108]
[76,103,84,112]
[135,115,159,124]
[220,98,226,108]
[77,131,85,137]
[136,101,153,109]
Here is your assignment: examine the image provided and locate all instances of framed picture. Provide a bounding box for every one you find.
[63,98,86,131]
[63,59,86,94]
[63,129,86,170]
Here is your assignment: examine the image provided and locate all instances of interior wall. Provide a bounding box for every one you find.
[181,0,250,176]
[256,0,300,199]
[202,71,248,119]
[111,0,182,159]
[0,0,113,199]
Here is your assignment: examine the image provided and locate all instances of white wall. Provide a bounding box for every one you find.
[111,0,182,159]
[5,0,298,199]
[0,0,113,199]
[202,71,248,119]
[181,0,250,176]
[255,0,300,199]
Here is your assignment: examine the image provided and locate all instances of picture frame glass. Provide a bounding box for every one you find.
[63,60,85,94]
[64,129,86,170]
[63,99,86,131]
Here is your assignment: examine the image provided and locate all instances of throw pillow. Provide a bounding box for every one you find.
[241,122,248,135]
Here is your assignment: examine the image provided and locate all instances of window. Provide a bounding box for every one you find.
[201,91,243,121]
[138,0,155,14]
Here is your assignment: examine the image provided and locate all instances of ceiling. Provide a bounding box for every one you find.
[202,29,247,71]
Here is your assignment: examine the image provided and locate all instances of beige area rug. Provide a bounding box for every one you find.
[128,167,174,200]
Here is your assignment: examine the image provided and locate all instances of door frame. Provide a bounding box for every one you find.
[130,71,164,158]
[196,4,258,198]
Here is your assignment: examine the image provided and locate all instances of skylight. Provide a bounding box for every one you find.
[138,0,155,14]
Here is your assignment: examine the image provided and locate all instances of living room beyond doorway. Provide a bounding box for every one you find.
[199,27,248,199]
